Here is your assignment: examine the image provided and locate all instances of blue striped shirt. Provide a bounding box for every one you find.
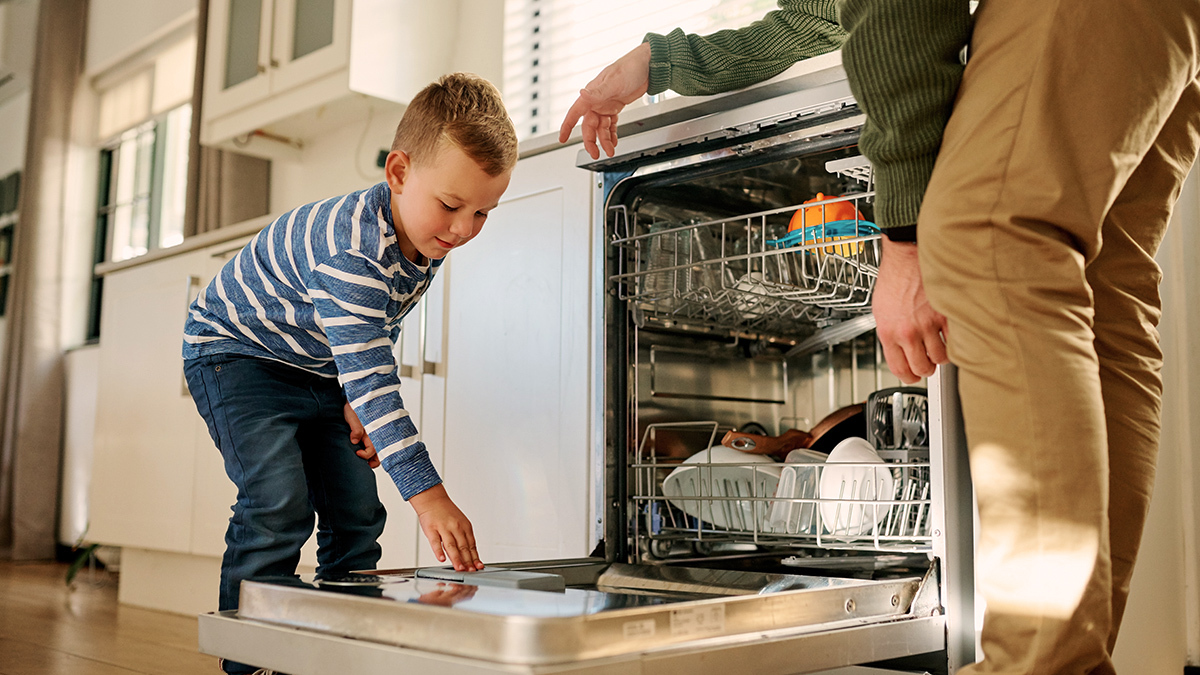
[182,181,442,500]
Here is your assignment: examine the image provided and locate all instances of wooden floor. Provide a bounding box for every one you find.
[0,560,219,674]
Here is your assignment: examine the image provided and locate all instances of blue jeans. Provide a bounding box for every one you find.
[185,353,386,675]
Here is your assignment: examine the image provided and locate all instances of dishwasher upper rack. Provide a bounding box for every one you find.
[630,422,934,558]
[608,192,881,340]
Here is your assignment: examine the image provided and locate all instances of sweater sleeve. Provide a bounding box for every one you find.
[837,0,972,237]
[308,249,441,500]
[644,0,847,97]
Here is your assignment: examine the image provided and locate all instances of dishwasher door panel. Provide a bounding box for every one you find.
[199,610,944,675]
[197,562,943,671]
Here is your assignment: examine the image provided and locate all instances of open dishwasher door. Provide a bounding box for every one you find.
[198,558,946,675]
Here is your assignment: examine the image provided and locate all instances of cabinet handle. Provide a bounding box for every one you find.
[399,364,415,379]
[422,361,438,376]
[269,58,280,68]
[257,64,267,75]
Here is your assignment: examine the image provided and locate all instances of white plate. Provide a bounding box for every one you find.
[818,437,895,536]
[662,445,782,531]
[767,448,826,534]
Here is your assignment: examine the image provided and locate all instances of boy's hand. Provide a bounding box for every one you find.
[343,402,380,468]
[558,42,651,159]
[409,484,484,572]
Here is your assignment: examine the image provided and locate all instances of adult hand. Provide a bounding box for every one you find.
[409,484,484,572]
[558,42,651,159]
[873,238,949,383]
[343,402,380,468]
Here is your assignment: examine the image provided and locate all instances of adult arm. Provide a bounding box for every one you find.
[560,0,846,158]
[839,0,969,380]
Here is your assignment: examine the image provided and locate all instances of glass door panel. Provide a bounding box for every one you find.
[224,0,264,89]
[292,0,336,60]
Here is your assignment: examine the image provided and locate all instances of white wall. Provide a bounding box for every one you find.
[85,0,197,74]
[1111,168,1200,672]
[269,98,401,210]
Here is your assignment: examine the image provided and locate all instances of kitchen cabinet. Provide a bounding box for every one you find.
[440,145,594,563]
[201,0,457,160]
[89,247,215,553]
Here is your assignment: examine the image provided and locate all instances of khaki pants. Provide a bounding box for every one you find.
[917,1,1200,673]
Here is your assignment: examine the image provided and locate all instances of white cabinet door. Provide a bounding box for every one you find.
[89,248,214,552]
[374,298,426,569]
[441,146,593,563]
[269,0,350,95]
[188,244,246,558]
[204,0,275,120]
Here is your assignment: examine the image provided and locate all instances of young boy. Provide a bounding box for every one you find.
[183,73,516,675]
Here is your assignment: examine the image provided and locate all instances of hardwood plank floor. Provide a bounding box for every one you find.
[0,561,219,675]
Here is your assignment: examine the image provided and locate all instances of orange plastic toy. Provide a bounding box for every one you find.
[787,193,862,232]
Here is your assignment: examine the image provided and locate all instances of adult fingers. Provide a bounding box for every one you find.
[880,336,918,384]
[597,115,616,157]
[924,321,949,367]
[558,94,590,143]
[902,337,937,380]
[581,112,601,160]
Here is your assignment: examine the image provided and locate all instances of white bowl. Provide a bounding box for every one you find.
[818,437,895,537]
[662,446,782,531]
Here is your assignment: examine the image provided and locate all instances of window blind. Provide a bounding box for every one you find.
[503,0,778,140]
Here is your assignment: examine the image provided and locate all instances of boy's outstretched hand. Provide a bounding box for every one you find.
[409,484,484,572]
[343,403,380,468]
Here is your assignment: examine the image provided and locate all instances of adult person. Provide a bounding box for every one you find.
[559,2,1200,673]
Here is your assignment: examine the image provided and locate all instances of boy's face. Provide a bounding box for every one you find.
[384,143,511,263]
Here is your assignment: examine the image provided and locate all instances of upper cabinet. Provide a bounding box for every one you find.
[202,0,459,160]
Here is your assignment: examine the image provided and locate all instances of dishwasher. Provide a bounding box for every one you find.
[198,56,976,675]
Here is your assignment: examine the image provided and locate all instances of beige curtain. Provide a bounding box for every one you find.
[184,0,270,238]
[0,0,87,560]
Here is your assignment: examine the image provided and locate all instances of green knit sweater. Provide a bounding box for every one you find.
[643,0,972,240]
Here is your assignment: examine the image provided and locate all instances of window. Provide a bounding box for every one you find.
[0,171,19,318]
[87,32,196,341]
[504,0,779,140]
[96,105,191,263]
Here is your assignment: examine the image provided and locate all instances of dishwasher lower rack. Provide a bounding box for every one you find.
[609,192,881,339]
[632,423,934,558]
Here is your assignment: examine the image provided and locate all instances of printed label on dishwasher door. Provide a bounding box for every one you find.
[670,604,725,637]
[622,618,656,639]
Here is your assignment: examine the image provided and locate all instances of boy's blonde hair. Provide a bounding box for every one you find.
[391,73,518,177]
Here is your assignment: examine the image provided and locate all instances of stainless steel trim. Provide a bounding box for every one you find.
[199,610,945,675]
[928,365,976,672]
[577,80,857,171]
[604,114,865,182]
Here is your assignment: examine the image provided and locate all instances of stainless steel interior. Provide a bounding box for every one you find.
[593,100,974,672]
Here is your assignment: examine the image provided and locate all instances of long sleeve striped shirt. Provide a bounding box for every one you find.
[643,0,972,240]
[182,181,442,500]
